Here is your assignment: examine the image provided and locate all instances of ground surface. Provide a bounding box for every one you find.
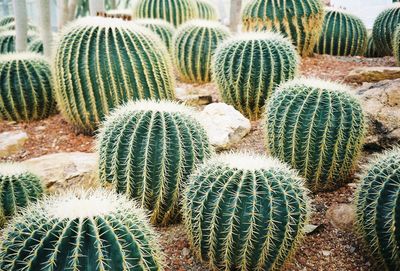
[0,55,396,270]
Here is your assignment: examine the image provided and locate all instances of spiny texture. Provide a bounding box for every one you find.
[135,19,175,51]
[0,30,38,53]
[315,8,367,56]
[174,20,230,83]
[241,0,324,56]
[133,0,198,26]
[0,53,56,122]
[365,35,385,58]
[264,78,366,192]
[183,152,309,271]
[356,147,400,271]
[213,32,299,120]
[0,22,37,32]
[0,189,164,270]
[0,16,14,26]
[97,100,212,226]
[196,0,219,20]
[27,38,43,54]
[394,26,400,65]
[54,17,175,133]
[372,5,400,56]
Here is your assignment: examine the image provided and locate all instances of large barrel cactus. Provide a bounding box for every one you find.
[173,20,230,83]
[183,152,310,271]
[372,5,400,56]
[264,78,366,192]
[0,53,56,122]
[241,0,324,56]
[195,0,219,20]
[315,8,367,56]
[365,35,385,58]
[213,32,299,120]
[356,147,400,271]
[0,30,38,53]
[135,19,175,51]
[394,26,400,65]
[54,17,175,133]
[0,189,164,270]
[97,100,212,226]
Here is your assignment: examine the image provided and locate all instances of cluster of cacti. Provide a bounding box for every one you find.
[54,17,175,133]
[315,8,367,56]
[365,35,385,58]
[241,0,324,56]
[0,16,14,26]
[0,53,56,122]
[0,189,164,270]
[27,38,43,54]
[173,20,230,83]
[97,100,212,225]
[183,152,309,271]
[213,32,299,120]
[393,26,400,65]
[0,30,38,53]
[372,5,400,56]
[195,0,219,20]
[133,0,198,26]
[135,19,175,51]
[264,78,366,192]
[356,147,400,270]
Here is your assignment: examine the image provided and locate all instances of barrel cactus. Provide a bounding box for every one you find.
[135,19,175,51]
[372,5,400,56]
[0,16,14,26]
[394,26,400,65]
[54,17,175,133]
[174,20,230,83]
[27,38,43,54]
[264,78,366,192]
[241,0,324,56]
[0,53,56,122]
[0,30,38,53]
[365,35,385,58]
[213,32,299,120]
[195,0,219,20]
[97,100,212,226]
[183,152,310,271]
[0,189,164,270]
[0,22,37,32]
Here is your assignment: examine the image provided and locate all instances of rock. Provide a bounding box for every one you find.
[345,67,400,84]
[182,247,190,257]
[198,103,251,151]
[321,250,331,257]
[0,130,28,157]
[175,87,212,106]
[22,152,98,193]
[326,203,356,231]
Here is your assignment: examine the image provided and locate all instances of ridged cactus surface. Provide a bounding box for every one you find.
[264,78,366,192]
[0,53,55,122]
[97,100,212,226]
[0,189,164,270]
[0,30,38,53]
[54,17,175,133]
[0,22,37,32]
[0,16,14,26]
[183,152,309,271]
[196,0,219,20]
[241,0,324,56]
[365,35,385,58]
[27,38,43,54]
[213,32,299,120]
[135,19,175,51]
[372,5,400,55]
[394,26,400,65]
[174,20,230,83]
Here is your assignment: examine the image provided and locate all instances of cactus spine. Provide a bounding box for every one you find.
[135,19,176,51]
[183,152,310,271]
[97,100,212,226]
[264,78,366,192]
[372,5,400,56]
[195,0,219,20]
[212,32,299,120]
[394,26,400,65]
[365,35,385,58]
[27,38,43,54]
[174,20,230,83]
[0,16,15,26]
[0,30,38,53]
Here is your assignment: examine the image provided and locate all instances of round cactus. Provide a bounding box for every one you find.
[183,152,310,271]
[173,20,230,83]
[212,32,299,120]
[0,22,37,32]
[0,16,14,26]
[27,38,43,54]
[0,189,164,270]
[0,53,56,122]
[315,8,367,56]
[54,17,175,133]
[0,30,38,53]
[394,26,400,65]
[195,0,219,20]
[135,19,175,51]
[356,147,400,271]
[241,0,324,56]
[365,35,385,58]
[264,78,366,192]
[372,5,400,56]
[97,100,212,226]
[133,0,198,26]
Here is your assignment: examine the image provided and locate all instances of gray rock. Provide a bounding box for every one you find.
[345,67,400,84]
[176,87,212,106]
[0,130,28,158]
[326,203,356,231]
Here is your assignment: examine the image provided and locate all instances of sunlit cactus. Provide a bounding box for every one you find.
[0,30,38,53]
[372,5,400,55]
[394,26,400,65]
[195,0,219,20]
[365,35,385,58]
[27,38,43,54]
[135,19,175,51]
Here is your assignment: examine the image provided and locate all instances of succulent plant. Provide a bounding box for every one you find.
[183,152,310,271]
[97,100,212,226]
[212,32,299,120]
[0,22,37,33]
[0,16,14,27]
[0,189,164,270]
[372,5,400,56]
[195,0,219,20]
[0,30,38,53]
[173,20,230,83]
[241,0,324,56]
[394,26,400,65]
[54,17,175,133]
[27,38,43,54]
[135,19,175,51]
[365,35,385,58]
[0,53,56,122]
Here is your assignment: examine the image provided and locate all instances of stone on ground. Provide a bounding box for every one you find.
[0,130,28,158]
[175,87,212,106]
[326,203,356,231]
[345,67,400,84]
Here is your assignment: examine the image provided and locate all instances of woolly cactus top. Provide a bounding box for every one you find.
[228,31,290,43]
[0,52,48,63]
[0,30,37,38]
[135,18,175,29]
[278,77,352,94]
[177,19,228,30]
[0,163,29,176]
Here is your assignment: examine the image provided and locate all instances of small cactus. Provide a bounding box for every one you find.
[27,38,43,54]
[212,32,299,120]
[365,35,385,58]
[0,189,164,270]
[183,152,310,271]
[0,30,38,53]
[195,0,219,20]
[135,19,175,51]
[264,78,366,192]
[173,20,230,83]
[372,5,400,56]
[393,26,400,65]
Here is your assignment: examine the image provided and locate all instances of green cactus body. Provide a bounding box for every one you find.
[0,22,37,33]
[0,53,56,122]
[0,189,164,270]
[0,30,38,53]
[356,148,400,271]
[54,17,175,133]
[365,35,385,58]
[183,152,309,271]
[174,20,230,83]
[133,0,198,26]
[394,26,400,65]
[195,0,219,20]
[372,5,400,56]
[241,0,324,56]
[135,19,175,51]
[212,32,299,120]
[0,16,14,27]
[315,8,367,56]
[97,100,212,226]
[27,38,43,54]
[264,78,366,192]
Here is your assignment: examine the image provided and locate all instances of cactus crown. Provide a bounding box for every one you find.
[0,163,29,176]
[135,18,176,51]
[0,30,38,53]
[372,5,400,55]
[195,0,219,20]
